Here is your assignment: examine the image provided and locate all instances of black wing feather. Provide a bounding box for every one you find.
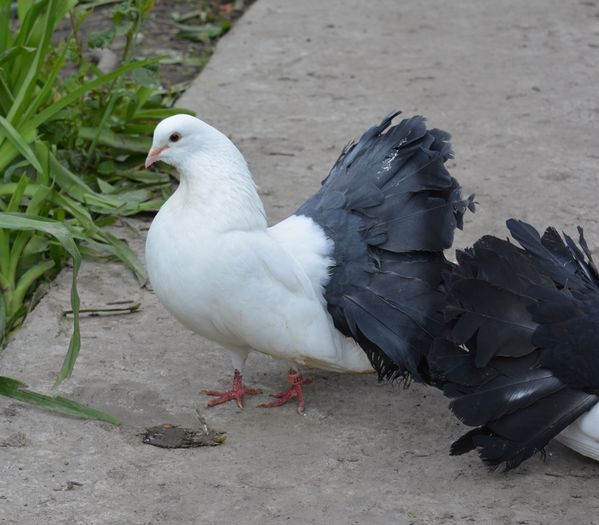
[298,112,473,380]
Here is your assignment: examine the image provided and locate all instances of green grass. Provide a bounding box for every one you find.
[0,0,195,422]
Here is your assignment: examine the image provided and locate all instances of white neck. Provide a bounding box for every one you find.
[171,140,267,233]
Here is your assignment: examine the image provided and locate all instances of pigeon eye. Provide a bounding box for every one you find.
[169,132,181,143]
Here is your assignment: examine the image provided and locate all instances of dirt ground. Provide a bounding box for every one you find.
[2,0,599,524]
[56,0,253,87]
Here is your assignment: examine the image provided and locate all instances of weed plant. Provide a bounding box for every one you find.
[0,0,192,421]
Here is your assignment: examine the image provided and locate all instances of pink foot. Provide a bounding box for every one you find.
[259,370,312,414]
[202,369,261,408]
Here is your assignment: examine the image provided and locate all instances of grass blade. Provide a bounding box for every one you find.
[78,126,151,153]
[0,375,120,424]
[0,0,10,53]
[0,291,6,344]
[0,45,35,67]
[6,174,29,212]
[84,231,147,284]
[0,212,81,383]
[27,57,160,132]
[8,0,55,124]
[0,116,43,174]
[0,71,15,113]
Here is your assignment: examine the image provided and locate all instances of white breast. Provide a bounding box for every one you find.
[146,196,243,346]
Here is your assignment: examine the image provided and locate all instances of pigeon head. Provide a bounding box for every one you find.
[145,114,221,169]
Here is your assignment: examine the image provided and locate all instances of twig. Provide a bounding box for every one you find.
[62,303,141,317]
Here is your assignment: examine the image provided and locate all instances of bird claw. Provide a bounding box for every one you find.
[258,371,311,414]
[202,370,261,409]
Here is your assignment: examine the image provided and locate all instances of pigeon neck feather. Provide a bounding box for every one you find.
[174,140,267,233]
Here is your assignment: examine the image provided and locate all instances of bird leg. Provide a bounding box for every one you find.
[259,369,313,414]
[202,369,261,408]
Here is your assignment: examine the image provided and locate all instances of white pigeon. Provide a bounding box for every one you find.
[144,112,472,413]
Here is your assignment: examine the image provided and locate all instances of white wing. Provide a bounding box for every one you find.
[213,229,342,366]
[268,214,334,298]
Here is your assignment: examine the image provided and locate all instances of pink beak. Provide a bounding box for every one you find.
[145,145,167,168]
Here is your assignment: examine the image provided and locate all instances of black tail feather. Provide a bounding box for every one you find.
[431,338,599,470]
[450,428,487,456]
[429,220,599,469]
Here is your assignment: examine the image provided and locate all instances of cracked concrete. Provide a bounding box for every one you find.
[2,1,599,523]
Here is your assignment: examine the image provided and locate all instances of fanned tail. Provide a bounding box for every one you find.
[428,220,599,469]
[429,339,598,469]
[298,112,474,381]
